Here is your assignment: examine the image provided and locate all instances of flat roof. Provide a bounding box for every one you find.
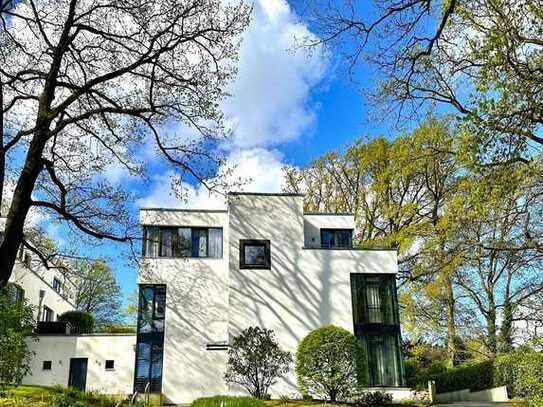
[304,212,354,216]
[140,208,227,213]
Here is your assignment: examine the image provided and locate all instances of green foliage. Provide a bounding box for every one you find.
[428,350,543,400]
[295,325,366,402]
[72,260,123,325]
[57,310,95,333]
[98,324,136,333]
[352,391,392,407]
[0,289,36,387]
[402,341,448,389]
[191,396,265,407]
[225,327,292,399]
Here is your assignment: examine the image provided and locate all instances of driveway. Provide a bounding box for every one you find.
[439,403,512,406]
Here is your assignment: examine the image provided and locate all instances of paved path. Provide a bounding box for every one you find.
[439,402,511,406]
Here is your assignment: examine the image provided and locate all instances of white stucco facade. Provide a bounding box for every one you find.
[23,334,136,394]
[1,217,77,321]
[138,193,399,404]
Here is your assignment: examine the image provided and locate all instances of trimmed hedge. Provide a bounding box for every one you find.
[191,396,265,407]
[432,351,543,399]
[58,310,95,333]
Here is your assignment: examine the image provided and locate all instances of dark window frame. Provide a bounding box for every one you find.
[320,228,353,248]
[134,284,166,394]
[42,306,54,322]
[42,361,52,370]
[142,226,223,259]
[52,277,62,294]
[239,239,271,269]
[105,360,115,370]
[350,273,405,387]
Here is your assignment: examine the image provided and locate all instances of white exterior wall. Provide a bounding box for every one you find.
[24,334,136,394]
[138,195,398,404]
[303,214,356,246]
[228,194,397,397]
[139,209,229,404]
[10,262,76,321]
[1,217,76,320]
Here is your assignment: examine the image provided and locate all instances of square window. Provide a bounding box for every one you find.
[42,361,52,370]
[105,360,115,370]
[240,240,271,269]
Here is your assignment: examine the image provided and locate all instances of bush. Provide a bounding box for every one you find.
[191,396,265,407]
[98,324,136,333]
[224,327,292,399]
[353,391,393,407]
[58,311,95,333]
[295,325,366,402]
[0,289,37,387]
[430,349,543,400]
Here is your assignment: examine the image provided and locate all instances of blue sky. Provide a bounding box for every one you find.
[39,0,394,305]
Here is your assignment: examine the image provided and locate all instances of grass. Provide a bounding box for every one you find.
[0,384,139,406]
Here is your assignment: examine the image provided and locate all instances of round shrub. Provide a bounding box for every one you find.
[295,325,366,402]
[58,311,95,333]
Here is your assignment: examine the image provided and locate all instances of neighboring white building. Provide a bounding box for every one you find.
[0,217,76,321]
[138,192,406,404]
[0,217,136,394]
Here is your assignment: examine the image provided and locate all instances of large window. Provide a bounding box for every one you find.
[42,306,54,322]
[239,240,271,269]
[350,274,405,387]
[134,285,166,393]
[142,226,222,258]
[6,283,25,304]
[320,229,353,248]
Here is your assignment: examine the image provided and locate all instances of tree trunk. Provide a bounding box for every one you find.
[0,79,4,217]
[444,272,458,367]
[0,132,49,288]
[486,305,497,357]
[499,297,514,353]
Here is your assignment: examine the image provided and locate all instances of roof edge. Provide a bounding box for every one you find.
[228,192,304,197]
[140,208,227,213]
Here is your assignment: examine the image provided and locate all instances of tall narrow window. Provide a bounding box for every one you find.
[134,285,166,393]
[176,228,192,257]
[192,228,208,257]
[43,306,54,322]
[208,228,223,258]
[350,274,405,387]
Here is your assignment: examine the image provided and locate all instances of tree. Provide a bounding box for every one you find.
[0,0,251,288]
[0,286,37,387]
[224,327,292,399]
[295,325,366,402]
[71,260,122,325]
[298,1,543,163]
[284,118,464,366]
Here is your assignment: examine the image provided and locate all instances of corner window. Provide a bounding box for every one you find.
[240,240,271,269]
[43,361,52,370]
[143,226,222,259]
[52,278,62,294]
[321,229,353,248]
[105,360,115,370]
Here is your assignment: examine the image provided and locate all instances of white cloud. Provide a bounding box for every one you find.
[137,148,286,209]
[138,0,326,208]
[222,0,327,149]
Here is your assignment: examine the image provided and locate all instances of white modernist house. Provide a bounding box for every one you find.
[137,192,407,404]
[0,217,76,322]
[0,217,136,394]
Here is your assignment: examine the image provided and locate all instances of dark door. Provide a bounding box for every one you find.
[68,358,88,391]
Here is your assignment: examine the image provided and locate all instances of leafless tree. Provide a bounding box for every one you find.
[0,0,251,287]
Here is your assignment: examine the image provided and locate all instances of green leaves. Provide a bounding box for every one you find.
[295,325,366,402]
